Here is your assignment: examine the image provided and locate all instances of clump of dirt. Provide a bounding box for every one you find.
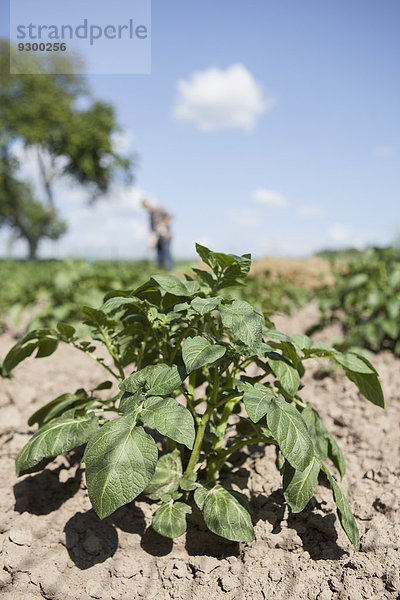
[0,306,399,600]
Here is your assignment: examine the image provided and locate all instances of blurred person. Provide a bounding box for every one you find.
[142,198,173,270]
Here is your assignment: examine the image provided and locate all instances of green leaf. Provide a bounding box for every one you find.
[144,449,182,500]
[141,397,195,449]
[182,336,226,374]
[190,297,220,315]
[194,484,255,543]
[327,433,346,478]
[264,328,293,343]
[195,243,214,267]
[193,484,208,509]
[16,412,98,477]
[93,380,113,391]
[219,300,264,353]
[179,472,198,491]
[302,404,346,477]
[152,501,192,539]
[301,404,327,459]
[268,354,300,396]
[3,329,59,374]
[36,338,59,358]
[346,273,368,290]
[192,267,216,290]
[174,302,191,312]
[120,363,185,397]
[101,296,139,313]
[281,341,299,368]
[291,333,314,350]
[81,305,112,326]
[56,322,76,339]
[83,418,158,519]
[152,274,200,297]
[345,370,385,408]
[118,392,142,415]
[195,246,251,288]
[28,390,91,427]
[322,465,360,549]
[283,456,321,513]
[333,352,374,374]
[266,396,313,471]
[242,383,276,423]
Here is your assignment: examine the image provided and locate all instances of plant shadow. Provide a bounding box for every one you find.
[250,488,346,561]
[14,465,82,515]
[287,510,345,560]
[15,447,346,566]
[64,502,148,569]
[184,503,240,558]
[250,489,287,534]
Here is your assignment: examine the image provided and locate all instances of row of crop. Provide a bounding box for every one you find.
[0,257,311,335]
[308,245,400,355]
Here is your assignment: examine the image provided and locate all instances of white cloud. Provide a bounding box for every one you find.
[299,203,324,219]
[252,188,289,208]
[173,64,275,132]
[373,145,395,159]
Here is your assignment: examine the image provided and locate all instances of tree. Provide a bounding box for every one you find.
[0,146,67,258]
[0,40,133,258]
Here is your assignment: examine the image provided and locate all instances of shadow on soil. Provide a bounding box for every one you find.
[13,449,346,569]
[13,466,82,515]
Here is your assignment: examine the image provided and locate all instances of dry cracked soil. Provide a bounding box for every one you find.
[0,303,399,600]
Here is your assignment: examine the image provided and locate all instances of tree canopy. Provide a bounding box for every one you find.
[0,40,134,258]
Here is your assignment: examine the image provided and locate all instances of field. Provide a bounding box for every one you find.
[0,251,399,600]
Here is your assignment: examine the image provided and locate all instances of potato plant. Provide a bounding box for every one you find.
[308,245,400,355]
[2,244,384,548]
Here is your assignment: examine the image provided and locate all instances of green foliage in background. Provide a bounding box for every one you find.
[0,258,170,334]
[0,257,309,336]
[232,270,310,318]
[2,245,384,548]
[309,246,400,355]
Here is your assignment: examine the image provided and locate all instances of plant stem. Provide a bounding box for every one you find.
[182,373,201,425]
[136,340,146,370]
[184,369,219,475]
[293,396,307,409]
[184,404,214,475]
[207,436,276,481]
[72,342,121,380]
[213,396,241,452]
[99,325,125,380]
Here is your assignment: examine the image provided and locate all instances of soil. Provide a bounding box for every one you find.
[0,304,399,600]
[197,255,337,291]
[251,257,336,290]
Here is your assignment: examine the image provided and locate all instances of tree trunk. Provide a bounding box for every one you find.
[27,237,39,260]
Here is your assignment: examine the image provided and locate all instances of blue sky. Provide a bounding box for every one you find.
[1,1,399,258]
